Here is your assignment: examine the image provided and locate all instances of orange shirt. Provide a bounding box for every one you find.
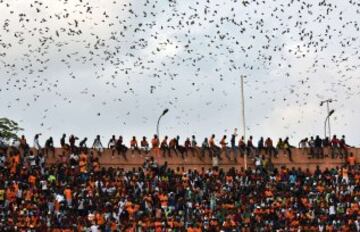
[95,213,105,225]
[28,175,36,186]
[348,156,356,165]
[209,138,215,147]
[130,139,138,147]
[79,160,87,173]
[220,138,227,148]
[151,138,159,148]
[64,188,72,200]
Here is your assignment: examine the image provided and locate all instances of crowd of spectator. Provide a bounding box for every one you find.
[0,139,359,231]
[4,132,351,164]
[0,132,357,231]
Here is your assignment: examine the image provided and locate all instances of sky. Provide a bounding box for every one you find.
[0,0,359,146]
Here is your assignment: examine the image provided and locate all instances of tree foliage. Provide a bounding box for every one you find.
[0,117,23,142]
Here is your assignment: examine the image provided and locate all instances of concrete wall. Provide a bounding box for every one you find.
[45,147,360,172]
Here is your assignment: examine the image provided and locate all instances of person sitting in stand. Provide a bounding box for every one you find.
[220,135,230,160]
[140,136,149,154]
[92,135,104,156]
[184,137,193,157]
[339,135,349,158]
[169,137,178,156]
[19,135,30,154]
[209,134,221,160]
[331,135,340,159]
[191,135,199,157]
[238,136,246,157]
[69,134,79,152]
[314,135,323,159]
[79,137,88,150]
[246,136,256,157]
[116,136,128,159]
[160,136,170,158]
[108,135,117,158]
[33,133,42,154]
[257,137,265,156]
[265,137,276,158]
[283,137,293,162]
[176,136,186,159]
[60,133,68,149]
[44,137,55,157]
[130,136,141,155]
[151,135,160,157]
[230,129,238,161]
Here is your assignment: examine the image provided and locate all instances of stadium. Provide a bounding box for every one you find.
[1,0,360,231]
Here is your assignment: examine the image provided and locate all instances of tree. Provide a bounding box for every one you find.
[0,117,23,143]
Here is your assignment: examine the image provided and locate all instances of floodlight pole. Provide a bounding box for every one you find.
[156,109,169,139]
[241,75,247,169]
[320,99,335,138]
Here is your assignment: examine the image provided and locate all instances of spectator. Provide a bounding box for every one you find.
[184,137,193,157]
[69,134,79,150]
[140,136,149,154]
[200,138,211,159]
[283,137,293,161]
[44,136,55,156]
[298,137,308,148]
[130,136,141,155]
[151,134,160,157]
[19,135,29,154]
[331,135,340,159]
[92,135,104,156]
[247,136,255,156]
[347,153,356,166]
[238,136,246,157]
[60,133,67,148]
[265,137,276,158]
[322,136,330,147]
[169,137,178,156]
[115,136,127,159]
[33,133,42,151]
[209,134,221,160]
[108,135,117,158]
[191,135,199,157]
[160,136,170,157]
[220,135,230,160]
[339,135,349,158]
[314,135,323,158]
[308,136,315,158]
[276,138,284,151]
[175,135,186,158]
[79,137,88,149]
[257,137,264,155]
[230,129,238,160]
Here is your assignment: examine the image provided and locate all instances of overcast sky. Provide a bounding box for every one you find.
[0,0,359,146]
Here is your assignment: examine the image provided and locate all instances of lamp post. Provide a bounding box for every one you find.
[320,99,335,138]
[156,108,169,139]
[240,75,247,169]
[324,109,335,139]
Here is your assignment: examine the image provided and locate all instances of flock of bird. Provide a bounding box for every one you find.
[0,0,359,140]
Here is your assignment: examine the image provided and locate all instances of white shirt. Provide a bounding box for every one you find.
[329,205,336,215]
[34,138,41,149]
[90,224,98,232]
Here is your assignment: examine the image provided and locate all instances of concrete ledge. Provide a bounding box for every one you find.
[44,147,359,171]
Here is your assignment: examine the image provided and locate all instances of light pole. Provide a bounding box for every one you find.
[156,108,169,139]
[324,109,335,139]
[320,99,335,138]
[240,75,247,169]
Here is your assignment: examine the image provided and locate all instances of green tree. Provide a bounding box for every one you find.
[0,117,23,142]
